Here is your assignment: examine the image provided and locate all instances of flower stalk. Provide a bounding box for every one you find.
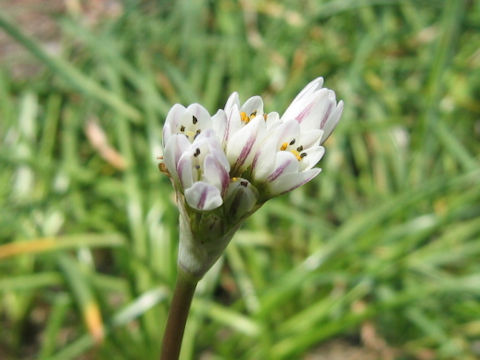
[159,269,197,360]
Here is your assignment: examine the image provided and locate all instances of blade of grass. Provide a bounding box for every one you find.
[258,169,480,315]
[270,274,480,359]
[58,255,105,343]
[412,0,467,180]
[0,14,141,122]
[50,287,168,360]
[0,272,63,290]
[0,233,124,260]
[39,294,71,360]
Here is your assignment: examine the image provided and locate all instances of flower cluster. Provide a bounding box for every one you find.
[160,77,343,278]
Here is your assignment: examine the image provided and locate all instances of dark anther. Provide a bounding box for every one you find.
[194,148,201,157]
[240,181,248,187]
[250,111,257,117]
[194,129,201,140]
[192,115,198,124]
[180,125,185,132]
[300,152,307,158]
[195,165,200,169]
[289,139,296,145]
[297,145,303,152]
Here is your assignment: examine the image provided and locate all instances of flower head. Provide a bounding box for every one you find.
[160,77,343,278]
[163,104,230,211]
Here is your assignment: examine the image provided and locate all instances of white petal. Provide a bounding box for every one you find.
[212,109,227,145]
[162,123,171,147]
[224,178,258,220]
[300,146,325,170]
[298,129,324,148]
[276,118,300,145]
[283,89,333,128]
[202,129,230,171]
[320,100,344,144]
[269,168,322,196]
[252,135,279,181]
[163,134,190,181]
[186,103,211,129]
[266,151,299,182]
[163,104,186,146]
[185,182,223,211]
[317,90,338,128]
[226,116,263,171]
[290,77,324,104]
[225,92,240,116]
[264,111,280,130]
[241,96,263,115]
[252,119,298,180]
[282,83,328,123]
[280,93,310,122]
[203,154,230,195]
[177,152,194,189]
[225,103,242,143]
[210,146,230,172]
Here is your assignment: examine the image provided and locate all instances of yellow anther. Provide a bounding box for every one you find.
[280,142,288,151]
[231,177,239,182]
[240,111,250,123]
[186,130,196,139]
[290,150,302,161]
[263,113,268,120]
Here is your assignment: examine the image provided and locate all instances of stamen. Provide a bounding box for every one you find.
[232,177,239,182]
[291,150,302,161]
[280,142,288,151]
[192,115,198,124]
[180,125,185,132]
[249,111,257,120]
[263,114,268,120]
[194,148,201,157]
[296,145,303,152]
[194,129,201,140]
[240,111,249,123]
[240,180,248,187]
[300,152,307,158]
[289,139,296,145]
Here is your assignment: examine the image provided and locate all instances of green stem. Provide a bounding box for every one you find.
[160,269,198,360]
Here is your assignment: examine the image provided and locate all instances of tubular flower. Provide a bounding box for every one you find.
[163,104,229,211]
[252,77,344,199]
[160,77,343,279]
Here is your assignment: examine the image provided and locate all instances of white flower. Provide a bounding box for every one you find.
[251,117,326,197]
[162,78,343,207]
[163,104,230,211]
[248,77,344,198]
[212,92,281,176]
[223,177,258,221]
[163,103,211,147]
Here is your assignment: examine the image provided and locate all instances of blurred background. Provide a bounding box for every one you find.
[0,0,479,359]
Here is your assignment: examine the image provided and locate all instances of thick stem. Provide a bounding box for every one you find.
[160,270,198,360]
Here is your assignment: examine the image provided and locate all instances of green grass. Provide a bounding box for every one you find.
[1,0,479,359]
